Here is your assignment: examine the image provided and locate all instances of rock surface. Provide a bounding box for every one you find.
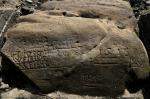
[1,11,149,97]
[0,81,144,99]
[0,9,20,47]
[0,0,20,9]
[0,88,144,99]
[41,0,136,30]
[0,0,149,98]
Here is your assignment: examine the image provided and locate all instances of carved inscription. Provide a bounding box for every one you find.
[93,45,129,66]
[9,46,80,70]
[8,43,129,70]
[11,48,48,70]
[80,74,104,83]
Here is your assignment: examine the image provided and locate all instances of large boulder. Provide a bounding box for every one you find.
[1,11,149,97]
[1,0,149,97]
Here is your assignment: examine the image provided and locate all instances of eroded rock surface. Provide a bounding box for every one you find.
[0,0,20,9]
[41,0,136,30]
[0,0,149,98]
[1,12,149,97]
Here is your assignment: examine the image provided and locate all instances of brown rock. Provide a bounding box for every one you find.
[1,10,149,97]
[41,0,136,30]
[1,0,149,97]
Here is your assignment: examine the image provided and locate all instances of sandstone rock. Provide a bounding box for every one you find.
[1,10,149,97]
[0,0,149,98]
[41,0,136,30]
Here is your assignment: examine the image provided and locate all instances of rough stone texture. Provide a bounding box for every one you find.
[1,10,149,97]
[0,9,20,35]
[0,0,20,10]
[0,9,20,76]
[0,0,21,49]
[41,0,136,30]
[0,79,144,99]
[0,0,149,98]
[0,88,144,99]
[133,0,150,59]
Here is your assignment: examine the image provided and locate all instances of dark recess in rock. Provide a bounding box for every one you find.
[128,0,150,99]
[129,0,147,18]
[138,13,150,99]
[1,53,41,94]
[138,13,150,57]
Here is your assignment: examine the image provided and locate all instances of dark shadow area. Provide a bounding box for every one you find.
[79,10,105,19]
[125,69,150,99]
[128,0,147,18]
[128,1,150,99]
[1,53,41,94]
[20,8,34,16]
[138,13,150,99]
[138,13,150,59]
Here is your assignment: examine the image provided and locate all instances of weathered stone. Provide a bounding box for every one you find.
[41,0,136,30]
[1,10,149,97]
[0,0,149,98]
[0,88,144,99]
[0,0,20,9]
[0,9,20,48]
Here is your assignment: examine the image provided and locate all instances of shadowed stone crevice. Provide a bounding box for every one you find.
[128,1,150,99]
[138,13,150,59]
[1,53,41,94]
[0,10,20,48]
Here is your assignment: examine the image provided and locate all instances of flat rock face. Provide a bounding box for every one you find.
[1,0,149,97]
